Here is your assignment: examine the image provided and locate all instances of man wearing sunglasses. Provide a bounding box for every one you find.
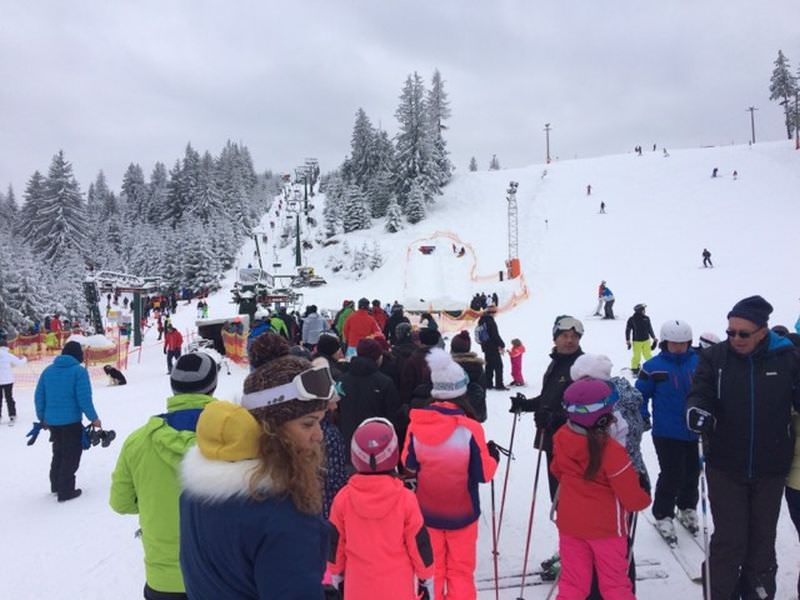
[687,295,800,600]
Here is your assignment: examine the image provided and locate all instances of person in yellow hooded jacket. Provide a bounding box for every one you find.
[110,353,218,600]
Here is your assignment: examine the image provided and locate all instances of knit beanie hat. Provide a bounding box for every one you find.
[426,347,469,400]
[450,330,471,354]
[243,335,332,426]
[316,333,341,358]
[249,332,291,370]
[62,340,84,363]
[563,380,617,429]
[419,327,441,348]
[727,295,773,328]
[357,297,370,310]
[570,354,613,382]
[171,352,218,395]
[196,400,262,461]
[394,322,412,343]
[350,417,399,473]
[357,338,383,363]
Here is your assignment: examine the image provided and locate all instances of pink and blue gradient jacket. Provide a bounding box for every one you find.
[402,401,498,530]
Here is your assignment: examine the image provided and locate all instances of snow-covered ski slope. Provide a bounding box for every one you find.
[1,141,798,599]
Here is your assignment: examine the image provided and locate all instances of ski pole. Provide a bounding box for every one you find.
[517,438,545,599]
[698,437,711,599]
[496,411,519,546]
[490,479,500,600]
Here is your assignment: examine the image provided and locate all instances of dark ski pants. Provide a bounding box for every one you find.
[49,422,83,499]
[144,583,187,600]
[705,467,784,600]
[786,487,800,598]
[166,349,181,374]
[703,257,713,267]
[603,299,615,319]
[652,436,700,519]
[0,383,16,418]
[484,350,505,388]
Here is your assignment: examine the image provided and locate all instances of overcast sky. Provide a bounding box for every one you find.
[1,1,798,194]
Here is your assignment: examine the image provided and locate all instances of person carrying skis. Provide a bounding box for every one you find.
[328,418,434,600]
[702,248,713,268]
[625,304,657,375]
[636,320,700,545]
[593,281,607,316]
[402,348,499,599]
[687,295,800,599]
[551,379,651,599]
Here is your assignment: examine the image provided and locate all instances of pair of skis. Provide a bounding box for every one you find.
[644,512,705,583]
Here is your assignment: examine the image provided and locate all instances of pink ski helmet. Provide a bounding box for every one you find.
[350,417,399,473]
[562,379,618,428]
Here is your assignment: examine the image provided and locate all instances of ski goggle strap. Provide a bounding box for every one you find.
[241,365,336,410]
[553,315,584,337]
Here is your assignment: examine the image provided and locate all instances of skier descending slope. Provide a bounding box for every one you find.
[636,320,700,545]
[551,380,651,599]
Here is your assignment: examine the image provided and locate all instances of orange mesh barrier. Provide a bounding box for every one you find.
[222,331,248,364]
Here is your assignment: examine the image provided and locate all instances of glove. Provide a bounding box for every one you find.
[651,338,658,350]
[687,406,716,434]
[626,341,632,350]
[509,392,538,414]
[487,440,501,462]
[642,415,652,432]
[418,579,434,600]
[26,422,43,446]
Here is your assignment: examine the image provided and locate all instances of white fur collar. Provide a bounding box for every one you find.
[181,446,272,503]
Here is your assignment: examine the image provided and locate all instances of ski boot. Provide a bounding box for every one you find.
[676,508,699,535]
[655,517,678,547]
[540,552,560,581]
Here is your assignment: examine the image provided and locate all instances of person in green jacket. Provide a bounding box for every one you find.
[110,352,218,600]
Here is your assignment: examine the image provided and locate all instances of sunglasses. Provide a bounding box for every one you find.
[725,328,761,339]
[241,365,336,410]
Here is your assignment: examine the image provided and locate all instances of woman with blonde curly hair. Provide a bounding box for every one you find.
[179,333,336,599]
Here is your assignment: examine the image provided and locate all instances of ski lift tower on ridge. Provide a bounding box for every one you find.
[505,181,521,279]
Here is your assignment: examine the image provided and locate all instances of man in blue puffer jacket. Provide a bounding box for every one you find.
[35,341,101,502]
[636,319,699,542]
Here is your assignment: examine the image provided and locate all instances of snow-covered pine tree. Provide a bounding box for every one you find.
[165,160,185,228]
[0,233,27,331]
[489,154,501,170]
[366,169,393,218]
[405,179,426,224]
[469,157,478,172]
[49,251,89,318]
[769,50,798,139]
[342,184,371,233]
[5,244,48,326]
[2,185,18,234]
[18,170,46,247]
[343,108,377,190]
[181,143,202,207]
[350,243,368,275]
[181,219,221,294]
[394,72,438,209]
[191,151,223,225]
[368,240,384,270]
[322,173,344,238]
[384,196,403,233]
[32,150,88,264]
[426,69,453,189]
[121,163,148,224]
[146,162,169,225]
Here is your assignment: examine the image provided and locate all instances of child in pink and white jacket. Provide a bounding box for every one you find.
[401,348,499,600]
[509,338,526,386]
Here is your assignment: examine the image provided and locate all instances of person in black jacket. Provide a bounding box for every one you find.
[510,315,584,500]
[337,338,402,460]
[477,306,507,390]
[384,304,411,345]
[687,296,800,600]
[625,303,658,375]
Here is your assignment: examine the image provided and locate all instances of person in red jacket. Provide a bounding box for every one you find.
[329,418,434,600]
[371,299,388,332]
[551,379,651,599]
[163,324,184,374]
[402,348,499,599]
[342,298,381,357]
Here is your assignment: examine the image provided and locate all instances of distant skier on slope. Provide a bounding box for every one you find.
[702,248,713,268]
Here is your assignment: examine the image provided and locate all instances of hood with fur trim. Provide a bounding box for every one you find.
[180,445,272,504]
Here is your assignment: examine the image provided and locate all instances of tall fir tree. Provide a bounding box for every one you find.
[489,154,501,170]
[32,150,88,264]
[121,163,148,224]
[2,185,18,234]
[469,157,478,172]
[426,69,453,189]
[191,151,223,225]
[165,159,185,228]
[769,50,798,139]
[342,108,377,189]
[384,196,403,233]
[146,162,169,224]
[405,180,426,224]
[18,170,46,246]
[341,184,371,233]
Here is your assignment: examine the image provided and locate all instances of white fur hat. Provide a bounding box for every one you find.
[570,353,613,381]
[426,347,469,400]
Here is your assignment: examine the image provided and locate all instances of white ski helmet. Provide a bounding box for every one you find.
[660,319,693,343]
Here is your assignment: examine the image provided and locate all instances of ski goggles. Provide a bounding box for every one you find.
[241,365,336,410]
[553,316,584,338]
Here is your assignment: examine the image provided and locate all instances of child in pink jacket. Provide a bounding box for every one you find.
[402,349,499,599]
[329,418,434,600]
[509,338,526,386]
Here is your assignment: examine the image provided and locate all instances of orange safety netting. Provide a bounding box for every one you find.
[222,331,248,364]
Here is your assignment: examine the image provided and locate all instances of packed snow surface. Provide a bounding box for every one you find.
[1,141,798,598]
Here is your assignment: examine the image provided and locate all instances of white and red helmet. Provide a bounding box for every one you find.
[350,417,399,473]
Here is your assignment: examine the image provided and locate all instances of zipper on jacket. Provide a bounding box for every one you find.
[748,357,755,480]
[716,368,722,400]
